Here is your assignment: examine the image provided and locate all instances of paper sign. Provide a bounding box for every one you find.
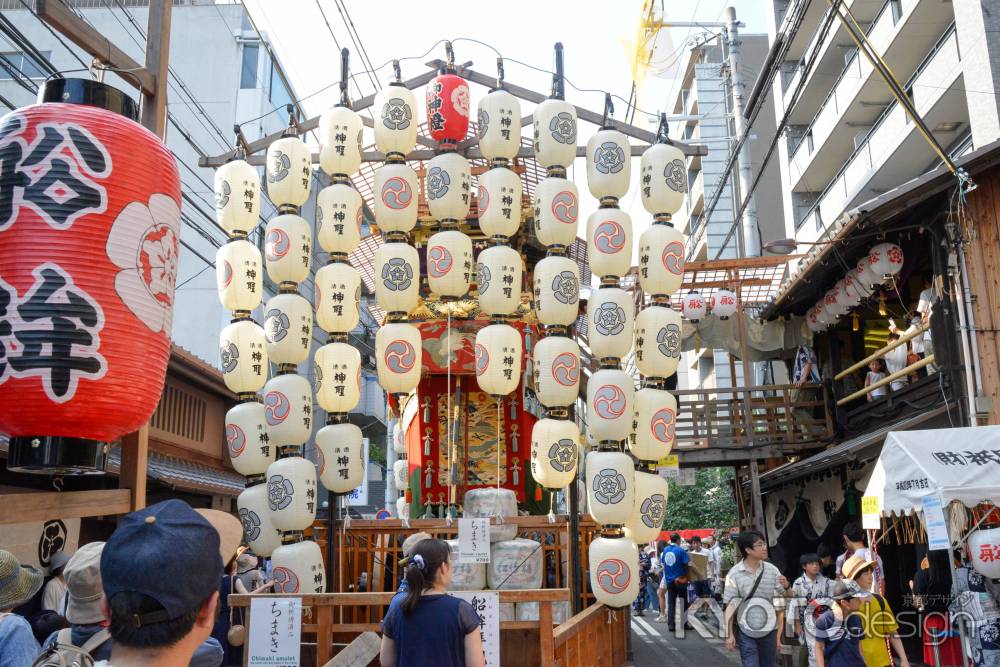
[658,455,680,479]
[452,591,500,667]
[248,597,301,666]
[678,468,696,486]
[346,438,370,507]
[861,495,881,530]
[459,518,491,563]
[922,494,950,551]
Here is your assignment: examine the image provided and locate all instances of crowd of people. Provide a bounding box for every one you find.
[631,521,1000,667]
[0,500,268,667]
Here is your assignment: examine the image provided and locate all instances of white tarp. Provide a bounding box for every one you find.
[863,426,1000,516]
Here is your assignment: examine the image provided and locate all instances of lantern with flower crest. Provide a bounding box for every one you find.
[634,306,682,380]
[476,245,522,316]
[868,242,904,280]
[641,135,687,218]
[533,45,576,171]
[586,451,636,525]
[237,481,282,557]
[624,472,669,544]
[534,256,580,327]
[530,418,579,489]
[588,288,634,361]
[426,151,471,223]
[374,66,418,159]
[586,113,630,203]
[475,324,522,397]
[375,242,419,316]
[215,157,259,236]
[265,131,311,210]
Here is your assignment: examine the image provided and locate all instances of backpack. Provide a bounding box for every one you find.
[31,627,111,667]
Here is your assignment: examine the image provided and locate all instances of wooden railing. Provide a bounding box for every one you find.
[673,382,833,449]
[229,589,573,666]
[553,602,629,667]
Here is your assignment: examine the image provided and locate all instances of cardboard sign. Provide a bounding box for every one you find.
[678,468,696,486]
[688,551,708,580]
[861,495,881,530]
[452,591,500,666]
[922,494,950,551]
[658,455,679,479]
[459,517,491,563]
[248,597,301,666]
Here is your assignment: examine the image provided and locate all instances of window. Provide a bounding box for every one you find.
[904,85,914,124]
[269,59,294,111]
[0,51,51,80]
[805,130,814,154]
[240,43,259,89]
[890,0,903,25]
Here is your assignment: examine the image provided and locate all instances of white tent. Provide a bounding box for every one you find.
[863,426,1000,515]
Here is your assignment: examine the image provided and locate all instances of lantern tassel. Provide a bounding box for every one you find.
[548,494,556,524]
[534,485,543,502]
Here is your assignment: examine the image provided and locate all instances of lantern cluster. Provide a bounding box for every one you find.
[530,55,582,496]
[806,242,902,333]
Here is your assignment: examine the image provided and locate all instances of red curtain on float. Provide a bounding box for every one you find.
[0,84,180,469]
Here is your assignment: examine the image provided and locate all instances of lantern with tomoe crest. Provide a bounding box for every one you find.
[0,79,182,473]
[589,536,640,608]
[474,323,522,397]
[316,422,364,493]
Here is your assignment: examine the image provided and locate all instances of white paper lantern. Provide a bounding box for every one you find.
[376,322,422,394]
[806,306,824,333]
[815,300,834,327]
[226,401,273,477]
[318,105,363,177]
[847,263,874,301]
[624,472,669,544]
[475,323,522,396]
[317,183,362,255]
[589,536,640,608]
[375,84,418,157]
[835,277,857,311]
[216,239,262,312]
[855,258,877,291]
[477,167,522,240]
[868,242,904,279]
[634,306,683,379]
[533,177,579,248]
[220,319,268,394]
[316,422,364,493]
[969,528,1000,579]
[271,540,325,594]
[266,455,317,531]
[477,245,523,316]
[630,387,676,460]
[478,88,521,162]
[824,288,846,317]
[532,336,580,408]
[263,373,312,447]
[264,293,312,365]
[586,129,630,201]
[533,98,577,169]
[712,288,738,319]
[427,229,472,298]
[393,421,406,454]
[638,223,685,297]
[265,213,311,286]
[641,141,687,216]
[374,242,419,315]
[238,483,282,557]
[426,152,471,222]
[266,135,311,209]
[587,208,632,279]
[682,292,707,321]
[588,287,634,361]
[214,158,259,235]
[314,342,361,414]
[533,256,580,327]
[392,459,409,489]
[466,489,518,542]
[530,418,579,489]
[374,163,418,234]
[586,451,636,525]
[587,369,635,443]
[315,261,361,334]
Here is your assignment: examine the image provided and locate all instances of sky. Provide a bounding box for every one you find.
[241,0,772,256]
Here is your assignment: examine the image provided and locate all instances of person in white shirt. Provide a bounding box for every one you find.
[882,332,909,392]
[704,536,720,593]
[41,550,69,615]
[917,278,935,370]
[788,553,834,667]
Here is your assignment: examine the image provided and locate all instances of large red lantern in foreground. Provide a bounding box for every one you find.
[425,45,470,146]
[0,79,181,473]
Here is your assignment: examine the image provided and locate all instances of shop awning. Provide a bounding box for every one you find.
[106,448,245,498]
[863,425,1000,516]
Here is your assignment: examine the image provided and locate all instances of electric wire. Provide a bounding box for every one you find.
[331,0,379,93]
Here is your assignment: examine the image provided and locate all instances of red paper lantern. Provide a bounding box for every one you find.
[0,79,181,473]
[425,71,470,146]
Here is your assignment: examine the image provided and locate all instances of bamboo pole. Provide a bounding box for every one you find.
[836,355,935,405]
[834,325,928,380]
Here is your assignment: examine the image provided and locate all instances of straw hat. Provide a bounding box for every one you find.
[0,549,44,610]
[195,509,245,567]
[841,554,877,581]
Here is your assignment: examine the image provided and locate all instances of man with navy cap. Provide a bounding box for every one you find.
[94,499,223,667]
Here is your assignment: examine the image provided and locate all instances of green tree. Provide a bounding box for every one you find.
[661,467,736,530]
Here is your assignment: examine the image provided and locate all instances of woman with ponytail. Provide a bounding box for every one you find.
[380,538,485,667]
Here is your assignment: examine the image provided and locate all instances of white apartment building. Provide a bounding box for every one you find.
[764,0,999,246]
[0,1,386,431]
[669,36,787,391]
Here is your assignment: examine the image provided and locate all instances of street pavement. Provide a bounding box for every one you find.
[628,599,741,666]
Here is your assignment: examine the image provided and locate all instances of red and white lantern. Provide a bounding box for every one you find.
[586,369,635,443]
[532,336,580,408]
[587,208,632,279]
[638,223,685,297]
[630,387,677,460]
[226,401,272,477]
[271,540,325,594]
[0,83,181,471]
[264,213,311,286]
[263,373,312,447]
[426,70,470,146]
[426,229,472,298]
[589,536,640,608]
[373,164,418,234]
[868,242,904,280]
[711,288,738,319]
[968,528,1000,579]
[533,177,579,249]
[376,322,421,394]
[682,292,708,322]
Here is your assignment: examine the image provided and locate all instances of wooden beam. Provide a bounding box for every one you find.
[685,254,803,272]
[139,0,171,137]
[35,0,156,96]
[0,489,132,524]
[119,423,149,511]
[361,114,437,150]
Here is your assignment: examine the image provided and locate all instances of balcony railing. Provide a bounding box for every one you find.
[674,383,833,450]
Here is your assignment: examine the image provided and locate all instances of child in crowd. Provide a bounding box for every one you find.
[864,359,887,401]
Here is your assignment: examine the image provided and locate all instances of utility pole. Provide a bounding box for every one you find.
[724,7,761,257]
